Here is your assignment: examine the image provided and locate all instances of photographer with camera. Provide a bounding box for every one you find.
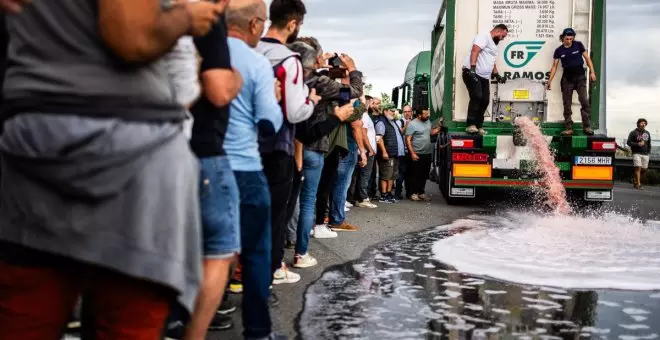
[287,37,365,269]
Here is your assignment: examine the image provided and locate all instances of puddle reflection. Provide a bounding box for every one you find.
[298,221,660,340]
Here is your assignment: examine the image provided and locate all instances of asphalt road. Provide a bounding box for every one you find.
[212,181,660,340]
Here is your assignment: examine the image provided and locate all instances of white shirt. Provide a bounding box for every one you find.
[463,32,498,79]
[361,112,377,153]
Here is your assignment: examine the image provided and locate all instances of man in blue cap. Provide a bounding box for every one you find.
[547,27,597,136]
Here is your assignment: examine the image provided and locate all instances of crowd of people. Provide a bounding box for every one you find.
[0,0,441,340]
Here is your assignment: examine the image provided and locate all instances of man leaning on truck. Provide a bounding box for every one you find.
[462,24,508,136]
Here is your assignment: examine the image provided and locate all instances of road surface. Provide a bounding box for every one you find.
[213,181,660,339]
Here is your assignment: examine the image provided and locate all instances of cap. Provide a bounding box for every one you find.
[561,28,576,37]
[380,102,397,111]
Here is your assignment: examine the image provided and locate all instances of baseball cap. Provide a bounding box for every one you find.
[380,102,397,111]
[561,28,576,37]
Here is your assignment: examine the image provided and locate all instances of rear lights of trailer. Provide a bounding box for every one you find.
[452,153,489,162]
[451,139,474,148]
[590,141,616,151]
[453,164,492,178]
[572,166,613,181]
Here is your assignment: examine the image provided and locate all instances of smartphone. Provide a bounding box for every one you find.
[339,87,351,106]
[328,54,342,68]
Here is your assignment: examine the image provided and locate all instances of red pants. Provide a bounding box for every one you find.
[0,244,175,340]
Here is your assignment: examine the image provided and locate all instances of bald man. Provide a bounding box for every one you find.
[224,0,288,339]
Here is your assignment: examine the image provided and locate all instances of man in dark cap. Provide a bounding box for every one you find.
[547,27,597,136]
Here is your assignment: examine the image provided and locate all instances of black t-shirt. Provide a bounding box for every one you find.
[189,18,232,157]
[553,41,586,76]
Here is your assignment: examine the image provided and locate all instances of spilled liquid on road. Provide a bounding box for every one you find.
[298,212,660,339]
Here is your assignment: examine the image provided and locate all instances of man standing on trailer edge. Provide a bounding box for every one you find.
[546,27,596,136]
[462,24,508,136]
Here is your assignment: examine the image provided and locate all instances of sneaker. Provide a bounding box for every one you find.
[313,225,338,239]
[357,199,377,208]
[478,128,488,135]
[330,222,360,232]
[273,263,301,285]
[378,196,390,203]
[164,321,186,340]
[386,193,397,203]
[410,193,421,201]
[344,206,350,212]
[561,129,574,136]
[418,194,432,202]
[466,125,479,134]
[217,297,236,315]
[345,201,354,208]
[228,279,243,294]
[293,253,318,268]
[395,194,404,201]
[208,313,234,331]
[583,127,594,135]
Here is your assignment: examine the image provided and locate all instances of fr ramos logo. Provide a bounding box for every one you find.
[504,41,545,68]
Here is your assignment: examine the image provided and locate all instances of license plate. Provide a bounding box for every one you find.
[586,191,612,200]
[450,187,474,197]
[574,156,612,165]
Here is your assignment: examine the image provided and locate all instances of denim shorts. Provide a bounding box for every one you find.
[199,156,240,258]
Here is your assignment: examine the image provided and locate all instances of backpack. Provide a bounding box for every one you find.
[271,54,302,122]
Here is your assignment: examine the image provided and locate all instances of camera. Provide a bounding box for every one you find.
[327,53,346,79]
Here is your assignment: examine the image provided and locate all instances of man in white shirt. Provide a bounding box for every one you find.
[355,95,378,208]
[462,24,508,135]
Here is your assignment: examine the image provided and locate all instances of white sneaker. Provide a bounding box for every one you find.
[344,206,350,212]
[357,199,378,208]
[312,225,338,239]
[293,253,318,268]
[466,125,479,134]
[345,201,354,208]
[273,263,301,285]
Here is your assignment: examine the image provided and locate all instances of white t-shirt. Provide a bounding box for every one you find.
[361,112,377,153]
[463,32,498,79]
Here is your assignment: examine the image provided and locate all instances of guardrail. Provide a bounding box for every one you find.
[615,157,660,170]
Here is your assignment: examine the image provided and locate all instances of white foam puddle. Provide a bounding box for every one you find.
[432,211,660,290]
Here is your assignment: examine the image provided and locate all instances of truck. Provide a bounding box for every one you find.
[394,0,613,207]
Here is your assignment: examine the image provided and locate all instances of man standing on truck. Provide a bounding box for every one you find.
[546,28,597,136]
[627,118,652,190]
[462,24,508,135]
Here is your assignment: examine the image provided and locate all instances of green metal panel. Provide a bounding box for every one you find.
[442,0,455,122]
[482,135,497,148]
[572,136,588,149]
[589,0,604,130]
[556,162,571,171]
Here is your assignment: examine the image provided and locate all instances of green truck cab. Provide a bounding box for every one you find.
[394,0,613,206]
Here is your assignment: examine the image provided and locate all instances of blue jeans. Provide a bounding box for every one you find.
[199,156,240,258]
[330,144,359,225]
[295,150,325,255]
[233,171,272,339]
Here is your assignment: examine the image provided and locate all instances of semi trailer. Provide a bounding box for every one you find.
[399,0,613,206]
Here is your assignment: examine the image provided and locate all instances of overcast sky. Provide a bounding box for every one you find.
[266,0,657,139]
